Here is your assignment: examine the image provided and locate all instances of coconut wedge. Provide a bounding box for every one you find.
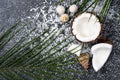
[67,44,82,56]
[71,12,102,43]
[91,43,113,72]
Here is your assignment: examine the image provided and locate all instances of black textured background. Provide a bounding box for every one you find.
[0,0,120,80]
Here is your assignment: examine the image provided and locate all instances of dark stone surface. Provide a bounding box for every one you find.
[0,0,120,80]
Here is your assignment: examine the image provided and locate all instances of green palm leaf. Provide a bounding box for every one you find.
[99,0,112,21]
[0,22,83,80]
[0,0,113,79]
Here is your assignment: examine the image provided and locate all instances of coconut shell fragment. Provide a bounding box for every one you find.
[97,38,113,45]
[78,53,90,70]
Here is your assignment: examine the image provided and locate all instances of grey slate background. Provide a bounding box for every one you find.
[0,0,120,80]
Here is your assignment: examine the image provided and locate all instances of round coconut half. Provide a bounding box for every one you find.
[71,12,102,43]
[91,43,113,72]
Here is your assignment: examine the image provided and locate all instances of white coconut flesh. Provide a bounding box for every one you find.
[67,44,82,56]
[91,43,113,72]
[72,12,101,42]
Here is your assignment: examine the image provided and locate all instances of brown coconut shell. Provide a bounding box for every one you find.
[78,53,90,70]
[97,38,113,46]
[70,12,104,43]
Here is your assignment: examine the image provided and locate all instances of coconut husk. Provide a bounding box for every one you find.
[78,53,90,70]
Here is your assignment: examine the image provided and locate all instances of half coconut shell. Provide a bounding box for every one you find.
[71,12,103,43]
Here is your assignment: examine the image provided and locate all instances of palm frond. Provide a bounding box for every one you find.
[0,22,19,42]
[99,0,112,21]
[72,0,81,4]
[83,1,96,12]
[0,0,113,79]
[91,0,99,12]
[0,22,83,80]
[0,24,25,51]
[78,0,89,11]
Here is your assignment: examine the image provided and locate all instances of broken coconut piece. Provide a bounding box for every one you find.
[71,12,102,43]
[91,43,113,72]
[78,53,90,70]
[67,44,82,56]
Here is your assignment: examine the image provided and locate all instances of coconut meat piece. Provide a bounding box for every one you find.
[72,12,101,42]
[67,44,82,56]
[91,43,113,72]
